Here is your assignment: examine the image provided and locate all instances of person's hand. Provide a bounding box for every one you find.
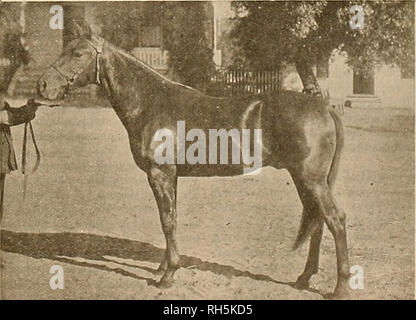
[22,98,38,122]
[6,101,38,126]
[24,105,37,122]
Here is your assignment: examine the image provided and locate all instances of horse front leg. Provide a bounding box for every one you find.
[147,165,179,288]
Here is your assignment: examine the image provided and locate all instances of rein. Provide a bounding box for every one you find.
[20,100,60,200]
[21,120,40,200]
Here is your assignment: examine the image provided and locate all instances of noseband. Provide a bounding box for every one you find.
[51,37,104,86]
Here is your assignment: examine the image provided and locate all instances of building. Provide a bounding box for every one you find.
[322,51,414,108]
[282,50,415,109]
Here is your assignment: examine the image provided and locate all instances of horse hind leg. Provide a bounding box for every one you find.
[292,153,337,289]
[289,168,324,289]
[293,213,324,290]
[290,170,350,298]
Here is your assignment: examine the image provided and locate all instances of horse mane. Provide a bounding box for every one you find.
[107,41,201,94]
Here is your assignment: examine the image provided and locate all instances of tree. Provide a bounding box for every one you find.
[229,1,414,95]
[156,2,215,90]
[95,2,215,90]
[0,2,30,93]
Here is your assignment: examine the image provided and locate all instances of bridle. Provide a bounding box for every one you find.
[51,37,104,86]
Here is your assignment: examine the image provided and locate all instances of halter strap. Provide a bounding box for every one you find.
[51,64,71,83]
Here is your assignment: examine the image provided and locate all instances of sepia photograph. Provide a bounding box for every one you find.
[0,0,414,302]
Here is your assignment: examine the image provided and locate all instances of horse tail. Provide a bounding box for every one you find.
[292,107,344,250]
[292,209,321,250]
[327,107,344,191]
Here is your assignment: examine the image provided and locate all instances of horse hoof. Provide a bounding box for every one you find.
[293,275,310,290]
[293,280,309,290]
[326,287,350,300]
[155,269,165,276]
[155,261,168,276]
[156,279,174,289]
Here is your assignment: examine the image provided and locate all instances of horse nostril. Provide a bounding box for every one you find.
[39,80,47,92]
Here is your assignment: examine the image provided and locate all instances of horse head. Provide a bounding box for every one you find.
[38,20,104,101]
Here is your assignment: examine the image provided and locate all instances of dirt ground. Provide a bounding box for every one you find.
[1,100,414,300]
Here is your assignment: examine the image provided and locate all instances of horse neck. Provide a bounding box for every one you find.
[98,43,161,130]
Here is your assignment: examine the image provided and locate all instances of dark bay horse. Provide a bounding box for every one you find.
[38,23,350,298]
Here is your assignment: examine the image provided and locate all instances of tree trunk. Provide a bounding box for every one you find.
[295,45,322,96]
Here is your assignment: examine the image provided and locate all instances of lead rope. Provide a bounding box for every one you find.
[21,121,41,200]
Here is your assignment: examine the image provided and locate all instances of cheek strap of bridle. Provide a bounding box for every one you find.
[94,37,104,84]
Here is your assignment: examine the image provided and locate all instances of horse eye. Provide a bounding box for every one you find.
[69,77,75,84]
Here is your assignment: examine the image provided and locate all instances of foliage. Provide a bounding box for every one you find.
[156,2,215,89]
[95,2,215,89]
[0,2,21,35]
[230,1,414,76]
[0,2,30,93]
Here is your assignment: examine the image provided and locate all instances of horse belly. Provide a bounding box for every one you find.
[176,163,248,177]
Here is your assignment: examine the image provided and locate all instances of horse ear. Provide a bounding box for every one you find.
[73,20,92,39]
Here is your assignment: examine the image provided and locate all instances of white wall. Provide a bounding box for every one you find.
[325,51,354,104]
[281,50,414,108]
[375,65,415,108]
[327,50,414,108]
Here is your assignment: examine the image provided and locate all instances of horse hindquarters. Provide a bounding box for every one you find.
[288,109,350,298]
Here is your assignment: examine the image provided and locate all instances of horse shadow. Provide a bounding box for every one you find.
[1,230,324,297]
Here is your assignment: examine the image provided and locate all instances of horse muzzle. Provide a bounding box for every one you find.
[38,70,67,101]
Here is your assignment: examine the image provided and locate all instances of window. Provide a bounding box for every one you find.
[353,68,374,95]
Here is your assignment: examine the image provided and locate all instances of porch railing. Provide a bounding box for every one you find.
[208,68,282,97]
[130,47,169,72]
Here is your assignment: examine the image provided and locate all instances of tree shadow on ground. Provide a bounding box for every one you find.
[1,230,324,297]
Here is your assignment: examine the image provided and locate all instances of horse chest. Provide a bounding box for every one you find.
[126,133,151,171]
